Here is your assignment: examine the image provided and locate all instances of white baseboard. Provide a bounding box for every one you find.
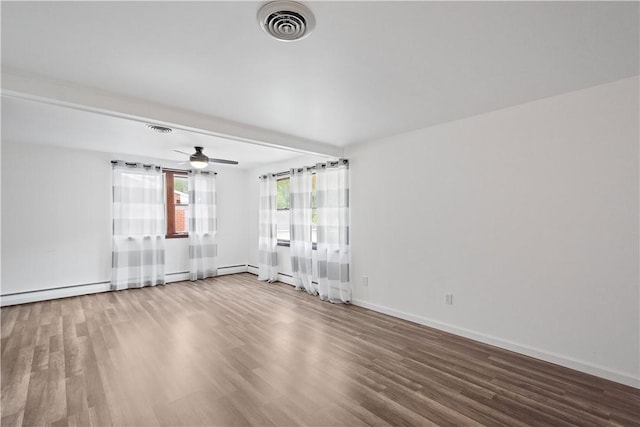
[166,272,190,283]
[351,298,640,389]
[1,265,249,307]
[0,282,111,306]
[217,265,250,276]
[246,266,295,286]
[166,265,248,283]
[275,274,295,286]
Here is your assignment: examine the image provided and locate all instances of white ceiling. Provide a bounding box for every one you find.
[1,1,638,158]
[1,96,312,169]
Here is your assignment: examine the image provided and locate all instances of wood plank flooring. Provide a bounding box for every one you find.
[1,273,638,426]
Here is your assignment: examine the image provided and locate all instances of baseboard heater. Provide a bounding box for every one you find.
[1,280,111,298]
[0,264,249,307]
[246,265,318,285]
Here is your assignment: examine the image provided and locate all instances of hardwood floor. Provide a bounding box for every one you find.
[1,273,638,426]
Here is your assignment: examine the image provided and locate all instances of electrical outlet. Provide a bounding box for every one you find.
[362,276,369,287]
[445,293,453,305]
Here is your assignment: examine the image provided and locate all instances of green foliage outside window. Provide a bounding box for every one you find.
[174,176,188,194]
[277,178,290,210]
[277,175,317,224]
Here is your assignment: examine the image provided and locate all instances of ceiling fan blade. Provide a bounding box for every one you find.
[173,149,191,156]
[209,158,239,165]
[177,161,187,165]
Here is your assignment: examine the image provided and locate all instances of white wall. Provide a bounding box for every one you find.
[216,165,249,269]
[1,142,248,296]
[345,76,639,385]
[1,143,112,294]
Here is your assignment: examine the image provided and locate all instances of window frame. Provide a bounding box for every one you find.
[276,176,290,247]
[165,170,189,239]
[276,174,318,250]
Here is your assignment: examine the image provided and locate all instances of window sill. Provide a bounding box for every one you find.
[166,234,189,239]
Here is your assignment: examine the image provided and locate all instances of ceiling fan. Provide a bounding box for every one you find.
[173,146,239,169]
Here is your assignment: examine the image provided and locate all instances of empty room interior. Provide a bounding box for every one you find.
[1,1,639,426]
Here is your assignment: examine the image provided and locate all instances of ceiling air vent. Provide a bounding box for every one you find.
[147,124,172,134]
[257,1,315,42]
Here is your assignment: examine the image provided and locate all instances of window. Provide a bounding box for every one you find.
[165,171,189,238]
[276,174,318,246]
[276,177,290,242]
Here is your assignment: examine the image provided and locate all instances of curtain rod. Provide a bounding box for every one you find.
[162,167,189,173]
[164,167,217,175]
[111,160,161,171]
[258,158,348,179]
[111,161,216,175]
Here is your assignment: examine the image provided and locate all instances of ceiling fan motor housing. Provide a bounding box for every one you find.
[190,146,209,168]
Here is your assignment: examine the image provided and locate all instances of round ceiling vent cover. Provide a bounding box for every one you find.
[257,1,315,42]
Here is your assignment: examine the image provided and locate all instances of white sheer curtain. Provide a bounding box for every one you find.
[258,174,278,282]
[316,159,350,303]
[289,167,316,295]
[111,161,165,290]
[189,170,217,281]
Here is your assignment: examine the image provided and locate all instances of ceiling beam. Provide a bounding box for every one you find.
[1,68,344,158]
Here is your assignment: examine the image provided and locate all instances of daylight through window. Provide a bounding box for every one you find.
[166,171,189,237]
[276,174,318,245]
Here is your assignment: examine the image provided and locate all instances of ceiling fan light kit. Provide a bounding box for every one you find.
[190,146,209,169]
